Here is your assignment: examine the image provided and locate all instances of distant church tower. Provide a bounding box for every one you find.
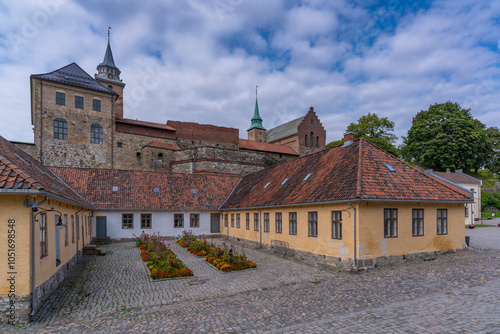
[247,86,266,142]
[95,28,125,119]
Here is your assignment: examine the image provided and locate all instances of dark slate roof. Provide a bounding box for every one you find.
[239,139,299,156]
[0,135,93,207]
[99,41,118,69]
[51,167,241,210]
[427,170,482,185]
[265,116,305,143]
[31,63,117,95]
[220,139,472,209]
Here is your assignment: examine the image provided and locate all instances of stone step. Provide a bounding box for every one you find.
[92,236,112,245]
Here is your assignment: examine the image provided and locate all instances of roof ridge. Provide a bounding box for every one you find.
[0,154,43,190]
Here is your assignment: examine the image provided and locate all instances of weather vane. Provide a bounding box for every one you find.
[256,85,258,98]
[108,26,111,42]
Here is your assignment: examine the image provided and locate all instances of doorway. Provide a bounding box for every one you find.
[96,216,107,237]
[210,214,220,233]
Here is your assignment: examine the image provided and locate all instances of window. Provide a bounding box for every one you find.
[76,215,80,241]
[332,211,342,239]
[289,212,297,235]
[224,214,228,227]
[308,212,318,237]
[310,131,314,147]
[190,214,200,228]
[75,95,84,109]
[141,214,152,229]
[231,214,235,228]
[158,153,164,163]
[305,134,308,147]
[92,98,101,112]
[117,142,122,148]
[91,123,103,144]
[40,213,47,258]
[56,92,65,105]
[174,214,184,228]
[236,214,240,228]
[437,209,447,235]
[71,215,75,243]
[64,215,68,246]
[246,213,250,230]
[264,213,270,232]
[384,209,398,237]
[316,136,319,148]
[53,118,68,140]
[275,213,282,234]
[412,209,424,236]
[465,207,469,218]
[254,213,259,231]
[122,213,133,229]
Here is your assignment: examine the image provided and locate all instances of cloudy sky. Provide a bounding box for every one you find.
[0,0,499,145]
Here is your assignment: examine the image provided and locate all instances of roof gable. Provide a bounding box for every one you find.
[31,63,117,95]
[429,170,481,185]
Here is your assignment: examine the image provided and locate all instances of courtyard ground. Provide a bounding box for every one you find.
[3,227,500,333]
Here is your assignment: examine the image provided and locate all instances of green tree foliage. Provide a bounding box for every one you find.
[401,102,491,172]
[326,113,399,156]
[481,191,500,210]
[484,127,500,174]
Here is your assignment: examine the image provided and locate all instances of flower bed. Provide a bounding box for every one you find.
[135,232,193,279]
[176,231,256,272]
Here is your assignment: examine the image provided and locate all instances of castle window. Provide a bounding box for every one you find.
[136,152,141,159]
[53,118,68,140]
[92,98,101,112]
[305,134,308,147]
[75,96,84,109]
[158,153,163,162]
[316,136,319,148]
[310,132,314,147]
[117,142,122,148]
[108,85,113,91]
[56,92,65,105]
[90,123,103,144]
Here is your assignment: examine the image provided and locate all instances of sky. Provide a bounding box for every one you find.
[0,0,499,145]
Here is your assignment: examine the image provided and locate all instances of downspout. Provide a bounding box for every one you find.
[31,196,47,317]
[349,201,357,269]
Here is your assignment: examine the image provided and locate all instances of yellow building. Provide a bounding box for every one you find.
[220,136,472,268]
[0,135,93,324]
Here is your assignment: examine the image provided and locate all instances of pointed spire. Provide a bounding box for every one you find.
[100,28,118,69]
[95,27,122,83]
[248,86,266,131]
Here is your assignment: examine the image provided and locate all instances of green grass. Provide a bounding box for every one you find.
[480,211,495,219]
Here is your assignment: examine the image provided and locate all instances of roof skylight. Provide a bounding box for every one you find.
[264,182,271,188]
[303,173,313,181]
[281,178,289,185]
[112,186,119,192]
[191,189,197,195]
[154,188,160,194]
[384,163,396,172]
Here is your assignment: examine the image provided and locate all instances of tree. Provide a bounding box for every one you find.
[326,113,399,155]
[484,127,500,175]
[401,102,489,172]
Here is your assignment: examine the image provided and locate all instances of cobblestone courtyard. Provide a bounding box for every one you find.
[3,226,500,333]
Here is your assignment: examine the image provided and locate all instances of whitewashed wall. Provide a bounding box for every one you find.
[93,210,218,239]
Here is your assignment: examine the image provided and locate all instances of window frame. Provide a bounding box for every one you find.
[190,213,200,228]
[92,98,101,112]
[246,213,250,230]
[64,214,68,246]
[122,213,133,229]
[90,123,103,144]
[289,212,297,235]
[236,213,240,228]
[263,213,270,232]
[224,214,228,227]
[308,211,318,237]
[384,209,398,238]
[75,95,84,109]
[275,212,282,234]
[174,214,184,228]
[40,213,47,258]
[141,213,152,229]
[254,213,259,231]
[437,209,448,235]
[412,209,424,237]
[56,91,65,105]
[332,211,342,239]
[53,118,68,140]
[231,213,235,228]
[71,215,75,243]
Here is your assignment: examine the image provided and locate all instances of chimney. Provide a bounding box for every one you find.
[446,168,451,173]
[415,165,421,172]
[343,132,356,146]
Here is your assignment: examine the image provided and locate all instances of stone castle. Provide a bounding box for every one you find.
[21,37,326,174]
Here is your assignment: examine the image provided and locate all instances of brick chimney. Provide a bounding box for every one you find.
[343,132,356,146]
[446,168,451,173]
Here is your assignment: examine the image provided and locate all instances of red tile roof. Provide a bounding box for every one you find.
[220,139,472,209]
[429,171,481,185]
[51,167,241,210]
[0,135,92,207]
[116,118,176,131]
[145,141,180,151]
[239,139,299,156]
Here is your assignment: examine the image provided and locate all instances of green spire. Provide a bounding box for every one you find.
[248,86,266,131]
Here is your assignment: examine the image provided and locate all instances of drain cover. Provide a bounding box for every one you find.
[189,279,207,285]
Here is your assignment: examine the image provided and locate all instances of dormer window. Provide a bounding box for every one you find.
[303,173,313,181]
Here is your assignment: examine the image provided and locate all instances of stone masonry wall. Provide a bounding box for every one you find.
[297,108,326,156]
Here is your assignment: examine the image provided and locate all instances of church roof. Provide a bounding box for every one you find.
[265,116,305,143]
[31,63,117,95]
[239,139,299,156]
[221,139,472,210]
[99,41,119,70]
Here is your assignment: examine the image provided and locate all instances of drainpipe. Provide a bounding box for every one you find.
[349,201,358,269]
[31,196,47,317]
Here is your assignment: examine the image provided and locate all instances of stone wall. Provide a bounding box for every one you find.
[167,120,239,147]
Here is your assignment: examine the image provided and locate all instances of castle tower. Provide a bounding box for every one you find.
[247,87,266,142]
[95,28,125,119]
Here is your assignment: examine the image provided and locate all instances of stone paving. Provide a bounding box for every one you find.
[3,230,500,333]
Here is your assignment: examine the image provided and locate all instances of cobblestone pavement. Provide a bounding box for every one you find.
[3,230,500,333]
[466,221,500,249]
